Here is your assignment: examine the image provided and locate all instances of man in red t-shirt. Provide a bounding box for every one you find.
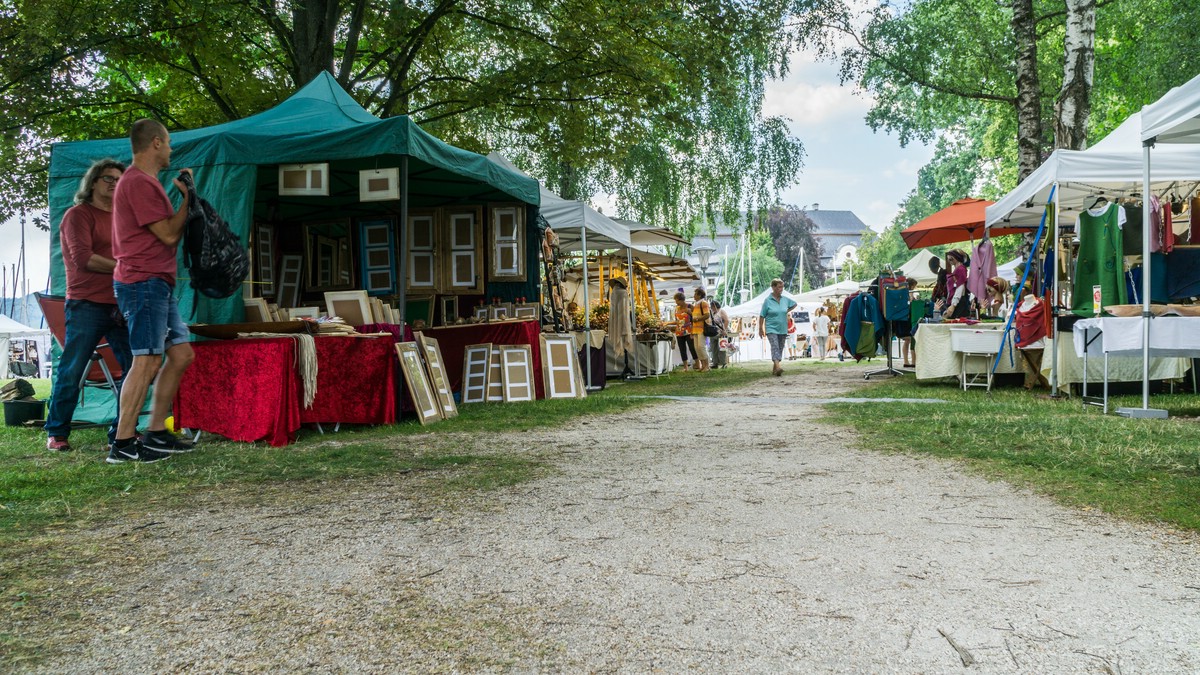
[108,119,197,464]
[44,159,133,452]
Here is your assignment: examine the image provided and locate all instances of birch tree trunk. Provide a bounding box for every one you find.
[1054,0,1097,150]
[1010,0,1043,182]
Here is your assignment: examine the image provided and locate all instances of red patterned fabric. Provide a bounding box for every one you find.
[301,335,397,424]
[176,338,301,447]
[420,319,545,399]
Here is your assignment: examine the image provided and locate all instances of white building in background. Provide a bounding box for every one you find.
[683,206,872,290]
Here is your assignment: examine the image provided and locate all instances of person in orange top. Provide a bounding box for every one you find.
[669,292,699,371]
[690,287,712,372]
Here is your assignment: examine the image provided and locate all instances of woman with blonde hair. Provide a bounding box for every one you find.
[690,287,712,372]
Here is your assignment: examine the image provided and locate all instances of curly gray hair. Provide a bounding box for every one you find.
[74,159,126,206]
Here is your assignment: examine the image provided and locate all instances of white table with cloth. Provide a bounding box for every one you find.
[1070,317,1199,409]
[914,323,1023,380]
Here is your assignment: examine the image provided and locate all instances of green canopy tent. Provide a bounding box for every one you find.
[48,72,542,324]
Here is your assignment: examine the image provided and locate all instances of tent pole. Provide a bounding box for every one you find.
[1118,141,1167,418]
[398,156,409,327]
[1050,182,1060,395]
[628,247,640,378]
[582,227,592,390]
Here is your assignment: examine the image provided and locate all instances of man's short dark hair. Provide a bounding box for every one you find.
[130,118,167,154]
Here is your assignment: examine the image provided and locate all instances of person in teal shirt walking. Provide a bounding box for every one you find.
[759,278,797,376]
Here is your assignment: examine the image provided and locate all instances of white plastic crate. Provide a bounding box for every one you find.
[949,327,1005,354]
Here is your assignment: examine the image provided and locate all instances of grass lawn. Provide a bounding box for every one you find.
[824,373,1200,531]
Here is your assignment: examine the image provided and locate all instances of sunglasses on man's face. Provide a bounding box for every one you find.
[97,175,119,185]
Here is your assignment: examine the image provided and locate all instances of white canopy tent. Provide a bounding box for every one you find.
[985,113,1200,229]
[985,109,1200,393]
[614,218,690,248]
[724,288,805,317]
[1130,73,1200,417]
[997,257,1025,283]
[0,314,51,379]
[898,249,939,285]
[792,279,863,302]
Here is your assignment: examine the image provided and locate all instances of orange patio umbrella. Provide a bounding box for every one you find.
[901,198,1025,249]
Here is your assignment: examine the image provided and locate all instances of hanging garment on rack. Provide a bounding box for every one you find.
[1072,202,1127,316]
[1163,200,1175,254]
[1125,253,1168,304]
[1191,197,1200,244]
[1122,202,1143,255]
[838,292,883,362]
[967,239,997,302]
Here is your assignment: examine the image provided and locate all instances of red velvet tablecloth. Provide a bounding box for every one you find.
[301,335,397,424]
[175,334,397,446]
[176,338,301,447]
[423,319,545,399]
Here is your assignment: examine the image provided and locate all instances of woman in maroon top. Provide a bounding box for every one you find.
[44,159,133,452]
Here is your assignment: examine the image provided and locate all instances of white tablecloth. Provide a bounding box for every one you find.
[1073,317,1200,358]
[914,323,1022,380]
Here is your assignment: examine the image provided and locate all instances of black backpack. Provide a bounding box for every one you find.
[179,172,249,299]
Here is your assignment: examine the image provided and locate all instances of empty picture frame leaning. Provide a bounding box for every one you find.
[324,290,372,327]
[486,345,505,402]
[440,295,458,326]
[243,297,271,323]
[277,255,303,309]
[540,333,585,399]
[416,333,457,418]
[499,344,534,402]
[396,342,443,425]
[513,302,540,320]
[460,343,492,404]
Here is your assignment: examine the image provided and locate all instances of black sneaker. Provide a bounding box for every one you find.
[106,440,171,464]
[141,429,196,454]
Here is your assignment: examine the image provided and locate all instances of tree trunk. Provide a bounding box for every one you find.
[1054,0,1096,150]
[292,0,340,84]
[1010,0,1043,182]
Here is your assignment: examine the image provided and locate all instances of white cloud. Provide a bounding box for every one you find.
[763,75,871,126]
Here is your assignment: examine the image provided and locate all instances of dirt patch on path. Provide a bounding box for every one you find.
[27,366,1200,672]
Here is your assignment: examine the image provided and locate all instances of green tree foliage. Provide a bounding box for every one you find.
[0,0,805,234]
[761,205,824,292]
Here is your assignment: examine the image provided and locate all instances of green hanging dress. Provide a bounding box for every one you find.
[1072,203,1126,316]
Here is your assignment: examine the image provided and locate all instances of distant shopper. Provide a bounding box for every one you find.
[670,292,698,371]
[812,306,831,360]
[109,118,198,464]
[44,159,133,452]
[690,287,712,372]
[759,278,796,376]
[709,300,730,369]
[936,249,970,319]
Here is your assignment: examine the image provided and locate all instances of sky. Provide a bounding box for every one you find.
[0,54,934,299]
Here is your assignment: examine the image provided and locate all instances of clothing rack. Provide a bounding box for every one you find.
[864,267,911,380]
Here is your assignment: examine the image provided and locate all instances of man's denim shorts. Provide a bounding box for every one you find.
[113,278,190,356]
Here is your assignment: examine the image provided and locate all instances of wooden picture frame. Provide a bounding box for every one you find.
[243,297,271,323]
[396,342,443,425]
[440,296,459,326]
[499,344,534,402]
[473,305,490,321]
[540,334,585,399]
[404,296,434,327]
[324,290,372,327]
[417,333,457,419]
[370,297,386,324]
[490,303,511,321]
[277,254,303,309]
[486,346,505,402]
[359,167,400,202]
[278,163,329,196]
[461,343,492,404]
[513,303,539,320]
[287,306,320,320]
[255,223,276,297]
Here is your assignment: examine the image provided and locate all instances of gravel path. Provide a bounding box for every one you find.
[33,365,1200,673]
